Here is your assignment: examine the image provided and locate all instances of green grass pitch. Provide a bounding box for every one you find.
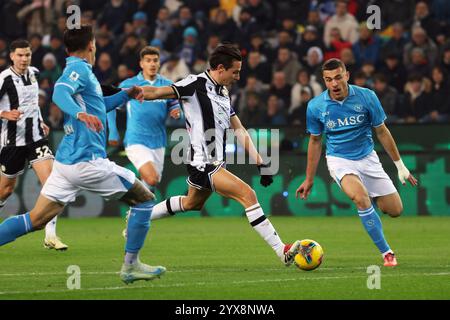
[0,216,449,300]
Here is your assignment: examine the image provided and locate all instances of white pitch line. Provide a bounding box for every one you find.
[0,272,449,296]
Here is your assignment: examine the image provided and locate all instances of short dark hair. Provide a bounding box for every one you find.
[209,44,242,70]
[63,25,94,53]
[10,39,30,52]
[140,46,160,59]
[322,58,347,73]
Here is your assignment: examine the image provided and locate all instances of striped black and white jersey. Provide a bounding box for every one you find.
[171,70,236,168]
[0,66,45,147]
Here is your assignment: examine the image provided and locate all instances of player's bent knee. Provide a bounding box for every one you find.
[388,204,403,218]
[351,193,371,210]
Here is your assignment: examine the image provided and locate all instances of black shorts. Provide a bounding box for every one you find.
[186,161,225,191]
[0,139,54,178]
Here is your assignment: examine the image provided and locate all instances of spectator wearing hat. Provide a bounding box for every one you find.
[304,46,324,83]
[132,11,151,41]
[165,5,199,52]
[40,52,62,86]
[176,26,203,69]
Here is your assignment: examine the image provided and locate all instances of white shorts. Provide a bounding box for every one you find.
[125,145,165,181]
[326,150,397,198]
[41,158,136,204]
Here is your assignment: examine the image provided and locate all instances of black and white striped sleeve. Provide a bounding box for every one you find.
[0,72,6,99]
[171,74,199,99]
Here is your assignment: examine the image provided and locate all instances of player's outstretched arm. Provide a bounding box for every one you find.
[141,86,177,100]
[296,134,322,200]
[230,115,273,187]
[374,123,418,186]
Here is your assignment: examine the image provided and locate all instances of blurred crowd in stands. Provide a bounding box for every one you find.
[1,0,449,130]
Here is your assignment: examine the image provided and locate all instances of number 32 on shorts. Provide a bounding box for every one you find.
[35,145,53,159]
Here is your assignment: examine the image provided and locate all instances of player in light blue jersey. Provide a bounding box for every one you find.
[107,46,180,238]
[296,59,418,267]
[107,47,180,198]
[0,25,165,284]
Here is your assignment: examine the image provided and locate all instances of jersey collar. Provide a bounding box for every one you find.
[204,69,226,96]
[66,56,91,68]
[137,72,160,84]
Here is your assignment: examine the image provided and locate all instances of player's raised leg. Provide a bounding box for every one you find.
[151,185,211,220]
[212,168,301,266]
[340,174,397,266]
[118,179,166,283]
[32,159,68,250]
[0,194,64,246]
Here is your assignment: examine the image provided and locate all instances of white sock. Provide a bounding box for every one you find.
[45,216,57,238]
[124,252,139,265]
[245,203,285,258]
[151,196,185,220]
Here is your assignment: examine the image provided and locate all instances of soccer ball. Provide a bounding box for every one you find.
[294,239,324,271]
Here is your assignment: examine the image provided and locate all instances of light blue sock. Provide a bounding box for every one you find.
[0,212,33,246]
[358,206,391,255]
[125,200,153,259]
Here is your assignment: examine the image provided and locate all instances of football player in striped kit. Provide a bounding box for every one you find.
[0,39,67,250]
